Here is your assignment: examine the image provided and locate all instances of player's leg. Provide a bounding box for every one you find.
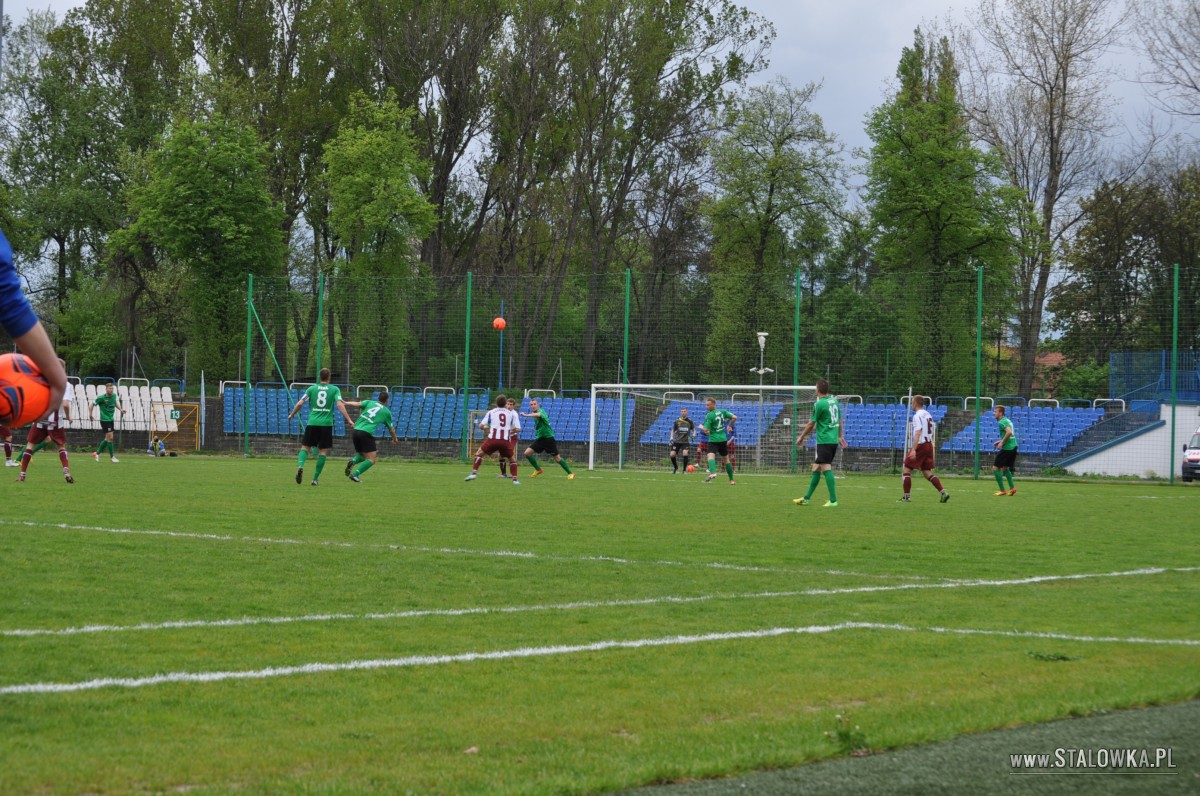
[508,444,518,482]
[724,453,734,482]
[681,447,689,473]
[351,450,378,481]
[1005,454,1016,493]
[670,444,678,473]
[525,445,541,475]
[2,430,11,464]
[57,441,73,483]
[822,464,837,505]
[554,454,572,476]
[924,467,948,501]
[900,466,913,501]
[106,430,119,462]
[993,462,1006,494]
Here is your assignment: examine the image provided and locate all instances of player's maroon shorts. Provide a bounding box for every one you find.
[479,438,515,459]
[904,441,935,471]
[26,426,66,446]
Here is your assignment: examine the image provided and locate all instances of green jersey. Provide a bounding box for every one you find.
[811,396,841,444]
[353,399,394,434]
[304,383,343,427]
[527,408,555,439]
[997,416,1017,450]
[94,392,120,422]
[704,408,734,443]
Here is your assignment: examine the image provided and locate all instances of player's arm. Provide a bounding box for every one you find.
[336,399,354,425]
[90,397,97,420]
[994,425,1011,448]
[795,419,815,446]
[13,324,67,424]
[286,394,308,419]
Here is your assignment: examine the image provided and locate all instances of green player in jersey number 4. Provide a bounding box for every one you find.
[91,382,126,463]
[286,368,355,486]
[345,391,399,483]
[793,379,846,507]
[699,398,737,484]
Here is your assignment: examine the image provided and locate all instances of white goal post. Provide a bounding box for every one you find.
[588,383,818,471]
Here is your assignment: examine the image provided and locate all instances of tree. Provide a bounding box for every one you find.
[703,78,841,380]
[1133,0,1200,117]
[321,90,438,384]
[112,114,286,378]
[957,0,1130,398]
[864,28,1020,395]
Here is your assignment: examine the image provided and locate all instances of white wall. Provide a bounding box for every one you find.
[1066,402,1200,479]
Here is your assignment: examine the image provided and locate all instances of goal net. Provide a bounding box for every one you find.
[587,383,818,472]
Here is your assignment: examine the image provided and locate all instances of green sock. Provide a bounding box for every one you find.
[805,471,822,499]
[994,470,1005,490]
[527,455,540,471]
[1005,471,1014,489]
[96,441,105,454]
[353,459,374,477]
[298,448,309,468]
[33,440,50,453]
[726,463,734,480]
[559,458,572,474]
[824,470,837,502]
[107,441,115,456]
[708,458,717,474]
[314,454,327,479]
[351,454,364,466]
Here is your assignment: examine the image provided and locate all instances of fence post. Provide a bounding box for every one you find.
[1170,262,1179,485]
[461,272,473,462]
[619,269,631,470]
[315,274,325,377]
[792,268,800,473]
[973,264,983,479]
[244,274,253,457]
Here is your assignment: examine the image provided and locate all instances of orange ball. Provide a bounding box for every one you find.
[686,464,695,473]
[493,317,507,330]
[0,353,51,427]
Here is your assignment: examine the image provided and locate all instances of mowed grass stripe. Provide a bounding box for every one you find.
[3,565,1196,638]
[4,621,1197,695]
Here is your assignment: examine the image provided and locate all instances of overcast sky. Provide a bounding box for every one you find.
[4,0,1191,160]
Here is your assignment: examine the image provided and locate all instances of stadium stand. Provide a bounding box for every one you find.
[941,405,1105,455]
[639,400,785,447]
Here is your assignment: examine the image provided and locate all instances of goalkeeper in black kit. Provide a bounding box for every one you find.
[669,406,695,474]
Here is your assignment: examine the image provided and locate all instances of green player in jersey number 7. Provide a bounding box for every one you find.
[699,398,737,485]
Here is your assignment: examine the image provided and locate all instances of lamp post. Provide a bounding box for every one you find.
[750,332,773,469]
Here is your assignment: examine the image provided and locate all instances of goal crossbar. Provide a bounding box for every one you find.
[588,383,818,471]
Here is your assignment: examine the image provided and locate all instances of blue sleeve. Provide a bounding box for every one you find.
[0,228,39,338]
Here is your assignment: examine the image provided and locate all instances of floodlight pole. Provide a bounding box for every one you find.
[750,332,772,469]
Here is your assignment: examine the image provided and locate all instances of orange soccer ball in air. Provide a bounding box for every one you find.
[686,464,695,473]
[0,353,51,427]
[493,317,507,330]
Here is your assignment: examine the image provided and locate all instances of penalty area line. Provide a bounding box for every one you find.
[2,622,1197,695]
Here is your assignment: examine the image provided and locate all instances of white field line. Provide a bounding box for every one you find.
[5,566,1197,639]
[2,621,1197,696]
[0,518,943,581]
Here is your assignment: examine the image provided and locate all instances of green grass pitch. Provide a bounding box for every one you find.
[1,455,1196,794]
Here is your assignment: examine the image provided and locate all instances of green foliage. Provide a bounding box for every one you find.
[1057,361,1110,400]
[826,713,871,755]
[114,113,286,378]
[863,29,1020,396]
[704,79,841,379]
[54,281,125,374]
[322,91,438,271]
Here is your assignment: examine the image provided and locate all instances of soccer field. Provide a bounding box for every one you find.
[1,456,1196,795]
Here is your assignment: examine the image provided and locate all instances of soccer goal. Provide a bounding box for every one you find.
[587,383,818,472]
